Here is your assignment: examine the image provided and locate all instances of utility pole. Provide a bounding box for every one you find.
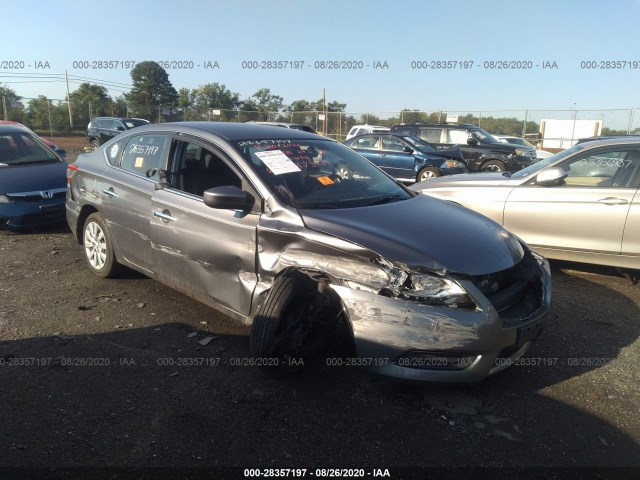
[323,88,327,134]
[65,69,73,127]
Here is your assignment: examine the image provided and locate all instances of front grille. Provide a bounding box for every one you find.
[470,252,542,322]
[7,191,66,202]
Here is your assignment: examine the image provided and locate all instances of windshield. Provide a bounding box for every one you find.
[510,143,584,179]
[403,136,437,152]
[0,132,60,166]
[233,138,412,209]
[471,128,501,144]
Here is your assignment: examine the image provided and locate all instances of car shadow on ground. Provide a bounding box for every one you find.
[0,268,638,475]
[0,229,638,475]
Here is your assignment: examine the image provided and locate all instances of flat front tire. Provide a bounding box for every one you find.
[83,213,121,278]
[250,276,313,378]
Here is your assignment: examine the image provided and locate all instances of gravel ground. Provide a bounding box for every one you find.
[0,218,639,478]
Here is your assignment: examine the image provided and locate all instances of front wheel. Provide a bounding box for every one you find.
[250,276,324,378]
[417,167,441,182]
[83,213,121,278]
[90,138,101,149]
[481,160,507,172]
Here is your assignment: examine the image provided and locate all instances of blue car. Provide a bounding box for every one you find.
[343,133,468,183]
[0,125,68,229]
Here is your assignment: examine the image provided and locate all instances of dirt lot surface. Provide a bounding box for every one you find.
[0,224,639,479]
[49,135,90,163]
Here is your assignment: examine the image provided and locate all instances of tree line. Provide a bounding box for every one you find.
[0,61,630,137]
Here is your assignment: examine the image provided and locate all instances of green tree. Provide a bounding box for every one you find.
[189,83,240,121]
[242,88,284,120]
[69,83,112,124]
[27,96,67,131]
[0,86,26,123]
[127,61,179,121]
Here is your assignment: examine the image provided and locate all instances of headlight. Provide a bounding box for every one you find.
[441,159,466,169]
[515,148,534,157]
[375,259,476,309]
[0,194,13,203]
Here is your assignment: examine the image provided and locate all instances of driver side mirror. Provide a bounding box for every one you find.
[536,167,567,186]
[403,146,414,154]
[467,136,478,146]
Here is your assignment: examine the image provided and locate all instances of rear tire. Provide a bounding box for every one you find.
[250,276,318,378]
[417,167,440,182]
[83,213,121,278]
[481,160,506,172]
[90,138,101,149]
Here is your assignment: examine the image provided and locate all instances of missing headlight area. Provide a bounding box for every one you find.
[465,250,544,322]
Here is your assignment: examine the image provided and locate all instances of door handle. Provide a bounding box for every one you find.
[153,209,176,222]
[102,188,118,198]
[597,197,628,205]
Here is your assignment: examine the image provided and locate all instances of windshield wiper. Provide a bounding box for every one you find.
[364,194,407,206]
[502,171,513,177]
[296,203,341,209]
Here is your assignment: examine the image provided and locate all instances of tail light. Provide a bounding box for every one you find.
[66,164,78,184]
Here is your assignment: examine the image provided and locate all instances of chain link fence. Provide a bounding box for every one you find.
[3,96,640,146]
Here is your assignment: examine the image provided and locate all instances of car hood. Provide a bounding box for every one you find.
[298,194,524,276]
[410,172,521,190]
[0,161,68,193]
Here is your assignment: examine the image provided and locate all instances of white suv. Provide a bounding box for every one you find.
[346,124,390,140]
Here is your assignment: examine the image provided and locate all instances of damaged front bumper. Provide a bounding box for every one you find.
[331,255,552,383]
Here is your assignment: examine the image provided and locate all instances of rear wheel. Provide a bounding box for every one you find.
[90,138,101,149]
[481,160,506,172]
[417,167,440,182]
[83,213,121,278]
[250,276,328,378]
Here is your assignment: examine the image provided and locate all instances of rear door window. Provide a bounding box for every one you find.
[120,134,169,179]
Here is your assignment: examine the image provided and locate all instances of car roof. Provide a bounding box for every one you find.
[0,124,30,133]
[392,122,478,128]
[127,121,327,141]
[575,136,640,148]
[92,117,149,122]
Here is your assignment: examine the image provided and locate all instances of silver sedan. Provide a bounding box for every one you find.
[411,137,640,269]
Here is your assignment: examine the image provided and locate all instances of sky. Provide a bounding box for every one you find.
[2,0,640,125]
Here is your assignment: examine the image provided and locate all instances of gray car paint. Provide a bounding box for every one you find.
[67,122,552,382]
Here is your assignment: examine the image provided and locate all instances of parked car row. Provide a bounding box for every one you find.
[341,122,540,185]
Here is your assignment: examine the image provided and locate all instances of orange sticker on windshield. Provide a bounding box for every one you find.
[316,176,335,185]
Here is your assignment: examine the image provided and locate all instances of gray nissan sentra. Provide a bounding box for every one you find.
[66,122,552,382]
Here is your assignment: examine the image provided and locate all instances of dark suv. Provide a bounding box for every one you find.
[87,117,149,149]
[390,123,536,172]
